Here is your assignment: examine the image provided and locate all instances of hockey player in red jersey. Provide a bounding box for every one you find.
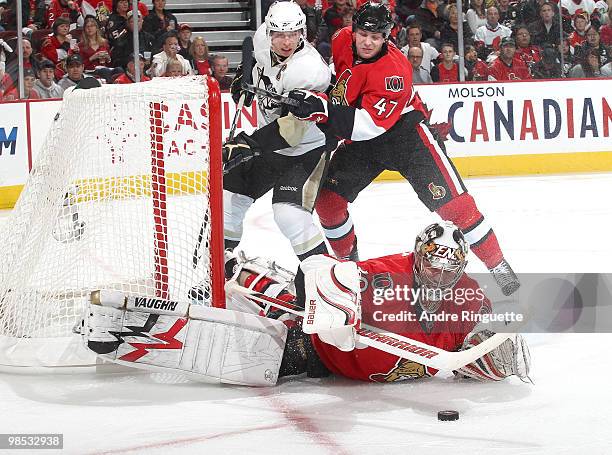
[227,221,531,382]
[82,221,531,385]
[284,2,520,296]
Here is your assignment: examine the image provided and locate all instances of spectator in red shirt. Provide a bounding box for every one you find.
[188,36,210,76]
[41,17,78,79]
[114,52,150,83]
[568,12,589,51]
[600,11,612,45]
[488,36,533,80]
[2,67,40,100]
[78,15,112,71]
[432,43,466,82]
[211,54,232,89]
[464,44,490,80]
[47,0,84,28]
[514,25,541,69]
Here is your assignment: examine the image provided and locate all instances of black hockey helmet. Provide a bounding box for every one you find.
[352,2,393,40]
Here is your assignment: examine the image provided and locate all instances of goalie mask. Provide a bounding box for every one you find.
[414,221,468,312]
[265,1,306,54]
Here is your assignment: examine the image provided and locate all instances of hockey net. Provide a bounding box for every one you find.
[0,76,224,369]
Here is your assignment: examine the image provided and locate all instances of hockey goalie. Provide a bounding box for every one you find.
[80,221,531,386]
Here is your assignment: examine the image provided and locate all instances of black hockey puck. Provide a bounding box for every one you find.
[438,410,459,421]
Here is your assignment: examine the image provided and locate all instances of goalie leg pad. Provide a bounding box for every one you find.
[83,300,287,386]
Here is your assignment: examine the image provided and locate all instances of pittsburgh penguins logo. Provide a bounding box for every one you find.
[256,69,281,118]
[369,359,428,382]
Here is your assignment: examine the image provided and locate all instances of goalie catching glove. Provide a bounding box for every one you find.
[286,89,329,123]
[455,330,532,382]
[222,132,262,174]
[300,255,362,352]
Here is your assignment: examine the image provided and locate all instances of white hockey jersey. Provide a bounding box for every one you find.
[561,0,596,16]
[251,23,331,157]
[474,23,512,47]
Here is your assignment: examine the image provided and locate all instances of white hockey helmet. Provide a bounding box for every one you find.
[414,221,469,308]
[265,1,307,40]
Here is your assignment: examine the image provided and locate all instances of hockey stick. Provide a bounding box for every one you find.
[242,83,300,107]
[228,36,254,142]
[193,37,255,268]
[225,280,516,372]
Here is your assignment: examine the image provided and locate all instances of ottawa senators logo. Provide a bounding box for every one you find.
[369,359,428,382]
[385,76,404,92]
[428,182,446,200]
[330,69,351,106]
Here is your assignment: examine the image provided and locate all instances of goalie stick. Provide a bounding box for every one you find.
[225,280,518,372]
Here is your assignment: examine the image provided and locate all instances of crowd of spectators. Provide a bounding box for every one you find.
[293,0,611,82]
[0,0,233,100]
[1,0,611,101]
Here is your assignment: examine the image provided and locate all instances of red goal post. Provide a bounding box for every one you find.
[0,76,225,370]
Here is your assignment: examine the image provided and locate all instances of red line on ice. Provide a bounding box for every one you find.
[87,422,287,455]
[258,389,353,455]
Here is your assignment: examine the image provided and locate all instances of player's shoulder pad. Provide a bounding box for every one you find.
[358,251,414,274]
[283,44,332,92]
[253,22,269,66]
[331,26,353,47]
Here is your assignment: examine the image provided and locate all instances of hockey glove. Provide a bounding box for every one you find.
[222,131,261,174]
[287,89,329,123]
[301,256,361,352]
[455,330,532,382]
[230,64,255,107]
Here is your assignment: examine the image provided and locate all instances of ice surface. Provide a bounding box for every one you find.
[1,173,611,455]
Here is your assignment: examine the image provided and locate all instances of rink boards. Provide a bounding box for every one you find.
[1,79,611,208]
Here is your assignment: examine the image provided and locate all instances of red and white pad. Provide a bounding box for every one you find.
[455,330,531,382]
[82,291,288,386]
[300,255,361,351]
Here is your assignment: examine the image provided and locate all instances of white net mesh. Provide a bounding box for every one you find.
[0,76,222,366]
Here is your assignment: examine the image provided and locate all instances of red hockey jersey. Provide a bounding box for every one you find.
[488,57,532,81]
[311,252,491,382]
[328,27,427,141]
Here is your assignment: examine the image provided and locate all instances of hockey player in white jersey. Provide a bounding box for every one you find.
[223,1,332,261]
